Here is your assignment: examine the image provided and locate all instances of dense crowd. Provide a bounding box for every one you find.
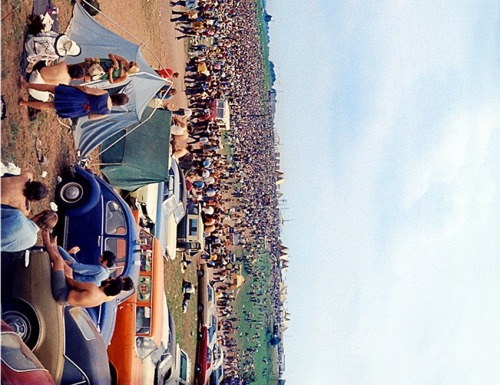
[168,0,287,381]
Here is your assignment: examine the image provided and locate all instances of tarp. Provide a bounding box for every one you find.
[64,2,169,157]
[100,107,172,191]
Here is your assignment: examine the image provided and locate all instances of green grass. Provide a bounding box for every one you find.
[255,0,273,92]
[233,248,280,384]
[164,253,198,369]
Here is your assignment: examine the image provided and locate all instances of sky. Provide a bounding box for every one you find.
[265,0,500,384]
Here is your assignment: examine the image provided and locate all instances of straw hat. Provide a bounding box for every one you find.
[55,35,81,57]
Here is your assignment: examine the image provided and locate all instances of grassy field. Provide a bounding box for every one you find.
[164,252,199,368]
[233,248,280,385]
[255,0,274,92]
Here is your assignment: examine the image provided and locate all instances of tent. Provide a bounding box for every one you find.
[64,2,170,158]
[100,107,172,191]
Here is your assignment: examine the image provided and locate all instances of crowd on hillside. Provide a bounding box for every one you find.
[168,0,287,381]
[6,0,287,382]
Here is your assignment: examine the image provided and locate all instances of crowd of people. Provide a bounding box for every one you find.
[168,0,288,381]
[4,0,289,381]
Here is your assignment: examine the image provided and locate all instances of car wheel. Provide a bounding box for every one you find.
[197,304,204,313]
[195,364,201,373]
[55,176,90,209]
[2,300,40,350]
[197,269,204,277]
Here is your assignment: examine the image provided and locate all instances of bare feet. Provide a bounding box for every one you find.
[19,100,28,107]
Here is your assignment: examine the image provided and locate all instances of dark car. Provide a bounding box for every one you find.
[1,321,55,385]
[54,165,140,343]
[1,251,112,385]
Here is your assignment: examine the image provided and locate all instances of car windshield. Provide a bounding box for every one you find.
[179,352,188,380]
[69,307,98,341]
[1,333,43,371]
[136,305,152,334]
[105,201,127,235]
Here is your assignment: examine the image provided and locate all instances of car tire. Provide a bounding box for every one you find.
[197,304,204,313]
[1,299,40,350]
[195,364,201,373]
[55,175,90,209]
[197,269,204,277]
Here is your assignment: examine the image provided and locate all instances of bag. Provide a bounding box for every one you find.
[88,63,106,81]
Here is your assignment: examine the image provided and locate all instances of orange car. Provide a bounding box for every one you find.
[107,229,165,385]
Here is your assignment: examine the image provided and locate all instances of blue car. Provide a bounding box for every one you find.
[54,165,140,344]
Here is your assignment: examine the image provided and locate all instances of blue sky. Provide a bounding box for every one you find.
[266,0,500,384]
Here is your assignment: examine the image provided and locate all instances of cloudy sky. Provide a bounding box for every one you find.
[266,0,500,384]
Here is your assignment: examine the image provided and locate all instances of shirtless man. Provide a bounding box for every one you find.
[1,172,48,215]
[28,62,84,102]
[42,230,134,307]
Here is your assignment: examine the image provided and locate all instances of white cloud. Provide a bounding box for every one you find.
[276,1,500,384]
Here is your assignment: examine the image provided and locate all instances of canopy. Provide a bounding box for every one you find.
[65,2,169,157]
[100,107,172,191]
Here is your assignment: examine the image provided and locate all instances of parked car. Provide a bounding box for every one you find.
[141,293,175,385]
[1,251,112,385]
[195,316,218,385]
[131,158,188,259]
[195,327,212,385]
[197,264,216,328]
[54,164,140,344]
[1,320,55,385]
[177,201,205,255]
[107,229,165,385]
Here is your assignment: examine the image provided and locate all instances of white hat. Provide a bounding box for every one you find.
[54,35,81,57]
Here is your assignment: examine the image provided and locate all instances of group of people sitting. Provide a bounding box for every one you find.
[21,40,139,120]
[1,171,133,308]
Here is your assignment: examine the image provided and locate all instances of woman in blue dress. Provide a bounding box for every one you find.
[19,77,128,120]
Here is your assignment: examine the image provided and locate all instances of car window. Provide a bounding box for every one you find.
[136,305,152,334]
[137,276,152,302]
[136,336,157,360]
[206,347,212,363]
[1,333,43,371]
[188,218,198,236]
[105,237,127,277]
[105,201,127,235]
[207,285,214,303]
[179,352,188,381]
[69,307,98,341]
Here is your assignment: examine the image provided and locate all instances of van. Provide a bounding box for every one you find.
[177,202,205,255]
[107,229,165,385]
[54,165,140,344]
